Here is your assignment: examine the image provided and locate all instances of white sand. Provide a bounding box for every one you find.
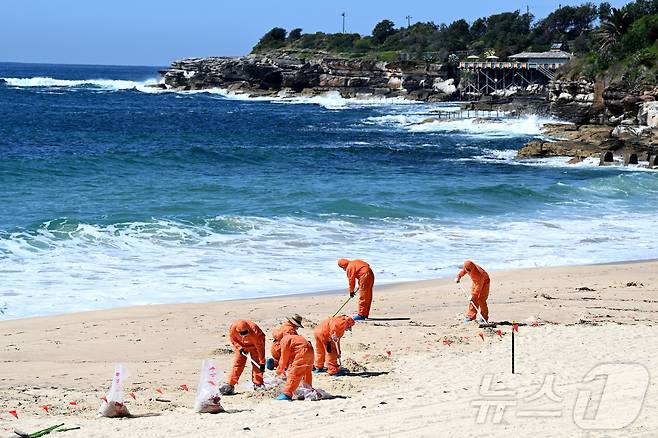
[1,261,657,437]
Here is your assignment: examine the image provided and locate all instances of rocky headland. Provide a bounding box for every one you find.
[159,51,459,101]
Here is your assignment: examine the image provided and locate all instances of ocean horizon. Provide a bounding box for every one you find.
[1,62,657,320]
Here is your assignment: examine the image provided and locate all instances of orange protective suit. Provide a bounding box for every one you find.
[228,320,266,386]
[338,258,375,318]
[457,260,490,321]
[277,334,314,397]
[270,320,299,368]
[313,315,355,375]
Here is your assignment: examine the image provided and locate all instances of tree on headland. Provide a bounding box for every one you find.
[248,0,658,82]
[372,19,397,44]
[253,27,287,51]
[287,28,302,42]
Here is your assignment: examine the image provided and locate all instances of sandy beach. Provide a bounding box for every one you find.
[1,260,657,437]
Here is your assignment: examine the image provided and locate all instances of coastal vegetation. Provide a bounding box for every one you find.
[252,1,658,83]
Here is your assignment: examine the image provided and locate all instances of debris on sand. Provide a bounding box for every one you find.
[341,358,368,372]
[210,347,233,355]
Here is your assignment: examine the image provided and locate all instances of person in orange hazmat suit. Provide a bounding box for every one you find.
[313,315,355,376]
[275,334,314,401]
[337,258,375,320]
[455,260,490,322]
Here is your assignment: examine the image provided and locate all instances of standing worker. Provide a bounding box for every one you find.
[267,314,304,370]
[455,260,490,323]
[275,334,314,401]
[337,258,375,320]
[219,320,266,395]
[313,315,355,376]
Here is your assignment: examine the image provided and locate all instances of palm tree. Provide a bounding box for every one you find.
[595,7,632,52]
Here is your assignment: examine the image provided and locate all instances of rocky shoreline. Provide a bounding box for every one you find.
[158,53,657,167]
[517,79,658,167]
[159,51,459,102]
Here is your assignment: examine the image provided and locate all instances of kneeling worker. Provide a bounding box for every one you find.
[275,334,314,401]
[313,315,355,376]
[219,319,266,395]
[267,314,304,370]
[337,258,375,320]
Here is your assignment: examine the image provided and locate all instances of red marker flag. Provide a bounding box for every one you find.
[180,384,189,391]
[69,401,78,406]
[40,405,49,412]
[496,329,503,338]
[129,392,136,400]
[386,350,392,357]
[155,387,163,394]
[442,339,452,346]
[100,396,107,404]
[9,410,18,419]
[479,333,485,341]
[532,322,539,327]
[207,380,216,386]
[513,323,519,333]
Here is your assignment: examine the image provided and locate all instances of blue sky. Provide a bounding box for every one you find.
[1,0,628,66]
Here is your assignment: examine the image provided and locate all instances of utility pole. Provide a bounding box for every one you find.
[341,12,346,33]
[406,15,412,27]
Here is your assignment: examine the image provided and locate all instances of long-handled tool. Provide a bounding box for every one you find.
[333,287,358,317]
[14,424,65,438]
[241,350,263,369]
[458,282,488,324]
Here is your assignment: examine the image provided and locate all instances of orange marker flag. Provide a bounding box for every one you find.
[513,323,519,333]
[69,401,78,406]
[129,392,136,400]
[40,405,49,412]
[9,410,18,419]
[155,387,163,394]
[100,396,107,404]
[180,384,189,391]
[479,333,484,341]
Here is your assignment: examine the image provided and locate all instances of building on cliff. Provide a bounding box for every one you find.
[459,44,573,97]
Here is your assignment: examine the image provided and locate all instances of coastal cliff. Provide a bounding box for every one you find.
[159,52,458,101]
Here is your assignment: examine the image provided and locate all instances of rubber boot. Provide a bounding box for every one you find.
[275,393,293,401]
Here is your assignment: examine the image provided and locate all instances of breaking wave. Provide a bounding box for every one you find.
[1,76,162,91]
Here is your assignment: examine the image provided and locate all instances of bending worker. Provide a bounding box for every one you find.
[275,334,314,401]
[219,319,266,395]
[455,260,490,323]
[337,258,375,320]
[313,315,355,376]
[267,314,304,370]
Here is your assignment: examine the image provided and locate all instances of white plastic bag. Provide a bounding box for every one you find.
[194,359,224,413]
[293,381,332,401]
[98,363,130,418]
